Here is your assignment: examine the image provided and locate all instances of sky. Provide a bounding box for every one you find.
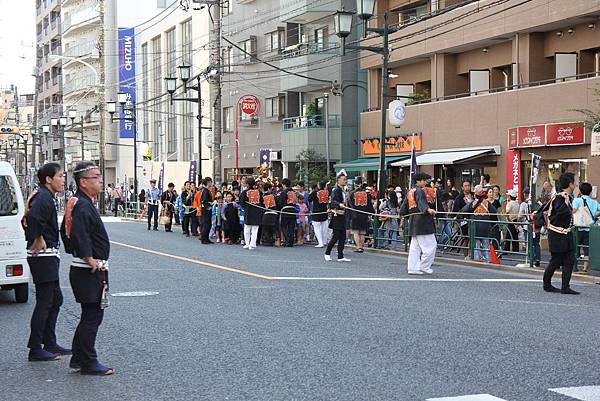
[0,0,36,93]
[0,0,165,95]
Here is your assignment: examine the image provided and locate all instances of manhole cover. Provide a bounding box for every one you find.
[111,291,159,297]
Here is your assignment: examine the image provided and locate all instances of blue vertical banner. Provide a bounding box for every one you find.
[158,163,165,194]
[118,27,136,139]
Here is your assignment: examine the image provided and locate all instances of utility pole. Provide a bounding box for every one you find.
[209,2,222,183]
[98,0,107,213]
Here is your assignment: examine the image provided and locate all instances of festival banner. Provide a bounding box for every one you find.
[506,149,521,200]
[188,160,197,185]
[158,162,165,194]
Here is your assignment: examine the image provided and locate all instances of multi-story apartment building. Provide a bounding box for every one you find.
[359,0,600,194]
[136,7,212,176]
[35,0,63,158]
[220,0,363,182]
[60,0,118,185]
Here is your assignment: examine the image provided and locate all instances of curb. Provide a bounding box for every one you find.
[361,245,600,285]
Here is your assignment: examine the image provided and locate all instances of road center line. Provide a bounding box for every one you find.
[494,299,596,308]
[110,241,273,281]
[270,277,541,282]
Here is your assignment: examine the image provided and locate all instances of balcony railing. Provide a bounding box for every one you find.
[62,8,100,33]
[364,71,600,112]
[63,74,97,96]
[281,41,340,59]
[283,114,340,131]
[63,40,97,59]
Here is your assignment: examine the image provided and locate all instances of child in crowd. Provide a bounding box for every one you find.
[296,197,309,245]
[212,192,224,243]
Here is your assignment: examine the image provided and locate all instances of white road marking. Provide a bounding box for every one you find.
[494,299,595,308]
[271,277,541,282]
[549,385,600,400]
[427,395,507,401]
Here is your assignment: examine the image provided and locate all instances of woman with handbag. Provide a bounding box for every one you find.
[572,182,600,273]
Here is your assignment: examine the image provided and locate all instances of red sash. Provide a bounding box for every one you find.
[22,190,38,228]
[64,197,79,238]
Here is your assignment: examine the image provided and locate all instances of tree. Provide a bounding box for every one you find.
[295,148,330,186]
[573,86,600,129]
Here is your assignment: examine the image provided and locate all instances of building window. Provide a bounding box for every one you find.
[181,19,192,66]
[240,36,257,60]
[157,0,169,7]
[165,28,176,77]
[265,97,279,118]
[315,27,328,49]
[167,103,177,159]
[152,36,162,159]
[182,101,194,161]
[222,0,233,16]
[222,46,233,72]
[141,43,149,143]
[266,30,283,52]
[223,107,234,132]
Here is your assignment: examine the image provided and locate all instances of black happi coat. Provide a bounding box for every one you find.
[240,188,264,226]
[329,185,346,231]
[399,187,436,236]
[348,188,374,230]
[540,193,574,254]
[308,189,330,222]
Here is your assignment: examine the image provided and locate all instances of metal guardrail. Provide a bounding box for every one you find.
[281,41,340,59]
[282,114,340,131]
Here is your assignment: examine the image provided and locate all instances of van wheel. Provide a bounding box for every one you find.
[14,283,29,303]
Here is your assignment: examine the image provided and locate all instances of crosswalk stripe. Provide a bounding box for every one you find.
[549,386,600,400]
[426,394,507,401]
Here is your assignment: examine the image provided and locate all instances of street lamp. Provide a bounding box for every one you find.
[106,97,139,200]
[67,109,86,163]
[335,3,399,204]
[42,125,50,162]
[164,64,210,183]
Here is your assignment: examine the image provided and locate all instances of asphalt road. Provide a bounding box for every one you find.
[1,219,599,401]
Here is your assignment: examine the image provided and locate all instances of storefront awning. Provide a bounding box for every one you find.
[391,147,500,167]
[335,156,410,172]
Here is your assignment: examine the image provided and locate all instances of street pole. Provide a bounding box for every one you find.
[197,75,203,181]
[209,2,222,183]
[98,0,107,213]
[377,12,389,205]
[324,93,330,178]
[80,116,85,160]
[133,104,138,197]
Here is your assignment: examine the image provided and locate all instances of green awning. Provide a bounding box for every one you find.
[334,156,410,173]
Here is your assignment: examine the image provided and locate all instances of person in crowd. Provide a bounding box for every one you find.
[222,192,241,244]
[308,181,330,248]
[180,181,194,237]
[394,186,404,205]
[480,174,491,188]
[572,182,600,273]
[138,188,145,205]
[541,181,556,199]
[518,187,533,252]
[260,183,278,246]
[531,194,550,267]
[160,183,177,233]
[348,177,374,253]
[460,185,497,262]
[536,172,579,294]
[145,179,160,231]
[325,171,350,262]
[239,177,263,250]
[105,184,113,213]
[119,186,127,214]
[171,186,180,226]
[278,178,298,247]
[211,192,224,243]
[491,185,504,209]
[452,180,473,258]
[112,185,122,217]
[195,177,215,244]
[400,172,437,274]
[503,189,520,253]
[189,182,199,236]
[296,197,309,245]
[60,161,113,375]
[23,162,70,362]
[379,189,399,251]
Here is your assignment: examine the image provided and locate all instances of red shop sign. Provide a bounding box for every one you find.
[505,149,521,196]
[240,95,259,116]
[517,125,546,147]
[546,122,585,146]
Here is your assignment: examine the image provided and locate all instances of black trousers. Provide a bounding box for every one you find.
[326,229,347,259]
[261,225,275,245]
[191,214,199,235]
[28,280,63,349]
[72,303,104,368]
[164,210,173,231]
[281,217,296,247]
[147,204,159,229]
[200,213,211,241]
[544,251,575,290]
[182,213,193,235]
[503,223,519,253]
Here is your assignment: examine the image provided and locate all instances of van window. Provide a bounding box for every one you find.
[0,176,18,216]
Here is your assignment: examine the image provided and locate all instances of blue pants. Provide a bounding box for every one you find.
[147,204,158,229]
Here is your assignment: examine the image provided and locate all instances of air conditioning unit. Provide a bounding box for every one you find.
[270,151,280,161]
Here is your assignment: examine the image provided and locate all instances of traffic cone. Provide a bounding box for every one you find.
[489,244,501,265]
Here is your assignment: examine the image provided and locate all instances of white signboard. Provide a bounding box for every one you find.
[591,123,600,156]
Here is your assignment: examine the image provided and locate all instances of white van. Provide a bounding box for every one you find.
[0,162,30,303]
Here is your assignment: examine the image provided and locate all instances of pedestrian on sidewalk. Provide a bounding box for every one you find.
[211,192,224,243]
[222,191,241,244]
[145,179,160,231]
[503,189,520,253]
[240,177,263,250]
[460,185,497,262]
[325,171,351,262]
[23,163,71,362]
[160,183,177,232]
[537,172,579,294]
[195,177,215,244]
[452,180,473,258]
[260,183,278,246]
[278,178,298,247]
[400,172,437,275]
[61,161,113,375]
[572,182,600,273]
